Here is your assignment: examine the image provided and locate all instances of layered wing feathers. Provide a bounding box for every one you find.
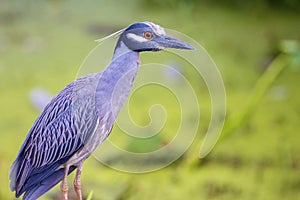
[10,74,100,197]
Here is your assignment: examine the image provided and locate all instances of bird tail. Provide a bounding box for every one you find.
[22,166,76,200]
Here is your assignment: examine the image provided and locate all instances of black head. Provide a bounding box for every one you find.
[117,22,194,52]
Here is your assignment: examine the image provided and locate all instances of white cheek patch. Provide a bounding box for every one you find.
[126,33,148,42]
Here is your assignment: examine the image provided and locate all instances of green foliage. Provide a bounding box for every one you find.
[219,39,300,141]
[143,0,300,11]
[86,190,93,200]
[221,53,291,140]
[0,0,300,200]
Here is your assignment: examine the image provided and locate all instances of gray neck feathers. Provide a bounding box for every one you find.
[95,41,140,122]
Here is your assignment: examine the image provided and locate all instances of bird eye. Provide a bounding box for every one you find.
[144,31,153,40]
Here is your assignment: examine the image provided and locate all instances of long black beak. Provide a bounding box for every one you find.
[157,35,195,50]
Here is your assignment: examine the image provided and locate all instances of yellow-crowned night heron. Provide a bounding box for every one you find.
[9,22,194,200]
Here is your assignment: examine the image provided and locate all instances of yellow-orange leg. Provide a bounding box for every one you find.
[61,165,69,200]
[74,163,83,200]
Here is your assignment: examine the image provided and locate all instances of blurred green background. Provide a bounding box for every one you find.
[1,0,300,199]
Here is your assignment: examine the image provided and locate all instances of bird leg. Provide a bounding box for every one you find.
[74,163,83,200]
[61,165,70,200]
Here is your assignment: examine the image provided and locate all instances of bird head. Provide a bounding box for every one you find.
[117,22,194,52]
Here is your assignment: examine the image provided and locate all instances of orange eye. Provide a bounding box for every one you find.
[144,31,153,40]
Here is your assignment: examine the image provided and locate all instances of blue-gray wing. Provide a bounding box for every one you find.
[10,74,100,197]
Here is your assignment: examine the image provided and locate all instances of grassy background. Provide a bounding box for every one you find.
[1,0,300,199]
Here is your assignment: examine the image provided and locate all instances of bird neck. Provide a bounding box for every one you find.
[108,41,140,80]
[95,41,140,121]
[113,39,133,58]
